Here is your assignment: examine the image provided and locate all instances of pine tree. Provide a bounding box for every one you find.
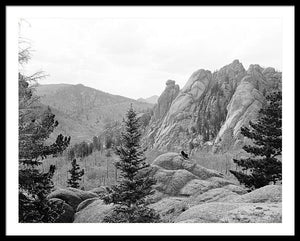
[230,91,282,189]
[19,81,70,222]
[18,26,70,222]
[102,105,160,223]
[67,159,84,188]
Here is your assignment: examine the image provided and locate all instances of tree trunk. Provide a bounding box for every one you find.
[106,158,109,184]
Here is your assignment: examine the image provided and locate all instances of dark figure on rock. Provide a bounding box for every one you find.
[181,151,189,160]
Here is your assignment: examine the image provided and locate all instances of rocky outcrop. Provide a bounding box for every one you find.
[186,188,239,206]
[219,203,282,223]
[152,152,224,179]
[149,197,189,222]
[47,187,98,210]
[71,153,281,223]
[76,197,100,212]
[48,198,75,223]
[175,202,281,223]
[144,80,180,148]
[140,152,225,196]
[228,184,282,203]
[149,153,281,223]
[174,184,281,223]
[153,80,180,121]
[175,202,245,223]
[74,200,113,223]
[144,60,281,153]
[47,187,99,222]
[213,65,266,151]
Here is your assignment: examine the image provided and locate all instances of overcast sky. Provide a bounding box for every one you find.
[20,17,282,99]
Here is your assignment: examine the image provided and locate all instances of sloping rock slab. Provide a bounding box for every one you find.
[175,202,246,223]
[153,168,199,195]
[152,152,183,170]
[186,188,238,207]
[76,197,100,212]
[222,184,248,195]
[152,152,224,179]
[179,179,215,196]
[149,197,189,222]
[219,203,282,223]
[229,185,282,203]
[206,177,238,188]
[74,200,113,223]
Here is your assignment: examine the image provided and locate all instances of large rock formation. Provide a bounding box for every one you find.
[141,152,226,196]
[213,64,282,152]
[144,60,281,153]
[71,152,281,223]
[144,80,180,147]
[153,80,180,121]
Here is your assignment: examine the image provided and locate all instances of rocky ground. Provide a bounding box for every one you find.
[48,152,282,223]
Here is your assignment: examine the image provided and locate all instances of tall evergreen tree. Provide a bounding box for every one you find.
[230,91,282,189]
[102,105,160,223]
[67,159,84,188]
[18,27,70,222]
[19,79,70,222]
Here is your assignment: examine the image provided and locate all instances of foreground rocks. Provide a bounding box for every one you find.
[62,152,282,223]
[74,200,113,223]
[175,202,282,223]
[47,187,99,222]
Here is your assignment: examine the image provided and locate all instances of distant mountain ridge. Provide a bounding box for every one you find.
[137,95,159,104]
[34,83,154,143]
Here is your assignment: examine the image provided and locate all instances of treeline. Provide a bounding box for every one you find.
[67,136,102,160]
[66,121,123,160]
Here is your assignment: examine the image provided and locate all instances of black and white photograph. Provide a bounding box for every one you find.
[6,5,294,236]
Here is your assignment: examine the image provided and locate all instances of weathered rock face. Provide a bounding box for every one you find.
[153,80,180,121]
[144,60,281,153]
[213,64,281,152]
[144,80,180,147]
[148,69,213,151]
